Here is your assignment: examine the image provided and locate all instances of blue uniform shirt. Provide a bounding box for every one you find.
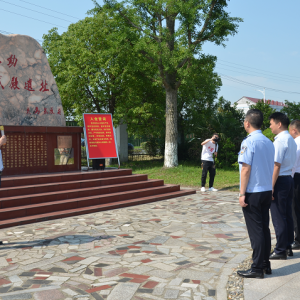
[273,130,297,176]
[238,130,274,193]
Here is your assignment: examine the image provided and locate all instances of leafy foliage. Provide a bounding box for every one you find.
[43,7,165,135]
[249,99,276,131]
[263,128,276,142]
[97,0,243,167]
[282,100,300,121]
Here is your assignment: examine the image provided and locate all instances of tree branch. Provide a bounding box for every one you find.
[192,0,217,45]
[117,7,160,42]
[86,88,101,112]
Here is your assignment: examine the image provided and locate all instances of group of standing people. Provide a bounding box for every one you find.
[237,109,300,279]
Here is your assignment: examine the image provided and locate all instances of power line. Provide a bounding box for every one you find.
[216,66,300,84]
[0,29,43,44]
[218,59,300,80]
[0,8,68,29]
[18,0,80,20]
[220,74,300,95]
[0,0,74,23]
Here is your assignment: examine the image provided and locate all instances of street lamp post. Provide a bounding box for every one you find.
[257,88,266,103]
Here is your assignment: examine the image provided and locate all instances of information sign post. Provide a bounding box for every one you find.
[83,113,120,169]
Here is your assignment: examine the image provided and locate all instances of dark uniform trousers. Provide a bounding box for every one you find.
[293,173,300,243]
[271,176,294,254]
[243,191,272,272]
[201,160,215,188]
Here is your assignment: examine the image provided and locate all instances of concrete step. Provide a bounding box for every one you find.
[1,169,133,188]
[0,179,164,208]
[0,189,196,229]
[0,174,148,198]
[0,185,180,220]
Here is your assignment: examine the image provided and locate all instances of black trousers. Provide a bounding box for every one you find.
[293,173,300,243]
[243,191,272,272]
[201,160,215,188]
[271,176,294,254]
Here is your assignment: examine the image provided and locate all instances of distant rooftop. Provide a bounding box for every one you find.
[241,96,285,107]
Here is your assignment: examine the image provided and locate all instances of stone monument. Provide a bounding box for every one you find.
[0,33,65,126]
[0,33,82,176]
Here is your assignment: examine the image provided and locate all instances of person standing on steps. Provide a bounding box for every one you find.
[289,119,300,250]
[269,112,297,260]
[237,109,274,279]
[0,134,7,246]
[200,133,219,192]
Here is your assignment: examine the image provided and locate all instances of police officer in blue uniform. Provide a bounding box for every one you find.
[237,109,274,279]
[269,112,297,259]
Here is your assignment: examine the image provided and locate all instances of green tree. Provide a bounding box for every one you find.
[177,55,222,145]
[282,100,300,121]
[43,7,164,134]
[98,0,242,167]
[249,100,276,131]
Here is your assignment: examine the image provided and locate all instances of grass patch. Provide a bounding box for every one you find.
[111,160,239,191]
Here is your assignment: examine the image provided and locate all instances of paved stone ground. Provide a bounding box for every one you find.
[0,191,255,300]
[244,252,300,300]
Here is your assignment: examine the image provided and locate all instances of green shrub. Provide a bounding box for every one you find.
[263,128,275,142]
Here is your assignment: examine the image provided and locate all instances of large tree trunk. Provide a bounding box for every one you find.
[164,87,178,168]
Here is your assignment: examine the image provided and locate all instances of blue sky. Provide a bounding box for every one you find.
[1,0,299,103]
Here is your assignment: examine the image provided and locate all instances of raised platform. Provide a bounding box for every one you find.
[0,169,196,229]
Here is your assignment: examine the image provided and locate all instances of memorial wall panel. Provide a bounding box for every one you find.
[1,126,83,176]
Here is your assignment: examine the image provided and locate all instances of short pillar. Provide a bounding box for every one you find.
[115,123,128,163]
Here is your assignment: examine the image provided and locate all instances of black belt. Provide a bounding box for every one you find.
[278,175,291,177]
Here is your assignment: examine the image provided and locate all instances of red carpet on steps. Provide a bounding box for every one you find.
[0,169,196,229]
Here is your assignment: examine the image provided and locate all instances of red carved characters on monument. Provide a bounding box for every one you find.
[26,107,31,115]
[9,77,20,90]
[43,107,48,114]
[39,80,49,92]
[57,108,61,115]
[7,55,17,68]
[49,107,54,114]
[24,79,35,91]
[33,107,40,115]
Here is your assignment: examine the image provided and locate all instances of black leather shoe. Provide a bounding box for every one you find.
[237,269,264,279]
[269,251,287,260]
[291,241,300,250]
[287,248,293,257]
[263,267,272,275]
[0,241,2,245]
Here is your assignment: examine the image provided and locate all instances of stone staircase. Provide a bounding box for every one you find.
[0,169,196,229]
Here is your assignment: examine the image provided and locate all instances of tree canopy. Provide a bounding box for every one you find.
[249,100,276,131]
[282,100,300,121]
[97,0,243,167]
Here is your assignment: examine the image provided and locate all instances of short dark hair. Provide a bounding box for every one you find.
[290,119,300,132]
[245,109,263,129]
[269,112,290,128]
[213,133,219,137]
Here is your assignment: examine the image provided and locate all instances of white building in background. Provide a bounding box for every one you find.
[235,96,285,114]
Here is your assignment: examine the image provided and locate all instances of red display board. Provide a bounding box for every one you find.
[83,113,118,159]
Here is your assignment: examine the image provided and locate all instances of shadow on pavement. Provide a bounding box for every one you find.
[0,234,115,250]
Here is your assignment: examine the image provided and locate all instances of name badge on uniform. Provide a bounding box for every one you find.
[240,146,247,155]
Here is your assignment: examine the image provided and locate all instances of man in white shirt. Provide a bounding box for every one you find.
[200,133,219,192]
[289,119,300,250]
[269,112,297,260]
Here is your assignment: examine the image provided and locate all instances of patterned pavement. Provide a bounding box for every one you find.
[0,190,254,300]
